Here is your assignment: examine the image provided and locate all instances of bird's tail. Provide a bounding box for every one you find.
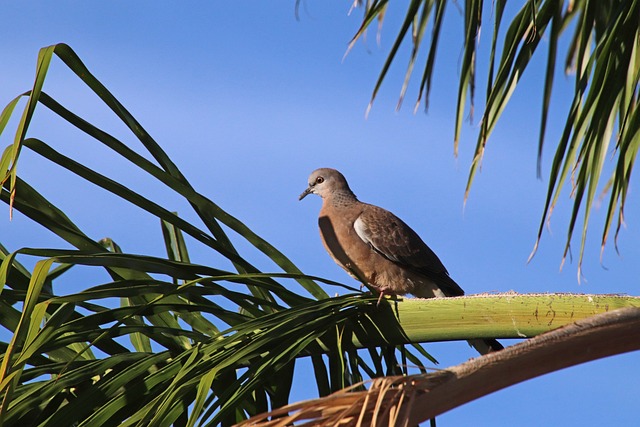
[467,338,504,355]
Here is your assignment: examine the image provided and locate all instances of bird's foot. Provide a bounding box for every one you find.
[376,290,386,307]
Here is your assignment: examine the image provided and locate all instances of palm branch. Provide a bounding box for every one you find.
[351,0,640,277]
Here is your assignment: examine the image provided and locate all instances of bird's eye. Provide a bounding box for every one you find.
[315,176,325,184]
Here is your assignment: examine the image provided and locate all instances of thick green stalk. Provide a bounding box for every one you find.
[351,293,640,347]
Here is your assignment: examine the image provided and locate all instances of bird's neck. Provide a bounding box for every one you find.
[327,190,358,208]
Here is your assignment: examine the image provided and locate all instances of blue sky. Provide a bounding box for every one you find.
[1,2,639,425]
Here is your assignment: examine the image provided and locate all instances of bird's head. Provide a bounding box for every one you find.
[299,168,352,201]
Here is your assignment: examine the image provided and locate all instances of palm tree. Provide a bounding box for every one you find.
[0,1,638,425]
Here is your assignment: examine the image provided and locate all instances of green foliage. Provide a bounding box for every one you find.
[0,44,432,426]
[352,0,640,276]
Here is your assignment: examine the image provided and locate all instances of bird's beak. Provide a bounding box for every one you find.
[298,186,312,201]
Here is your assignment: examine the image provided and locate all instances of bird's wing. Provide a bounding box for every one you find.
[354,204,464,296]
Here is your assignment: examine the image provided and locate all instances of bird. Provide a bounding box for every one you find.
[299,167,503,355]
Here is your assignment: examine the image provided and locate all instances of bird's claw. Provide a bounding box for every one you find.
[376,291,385,307]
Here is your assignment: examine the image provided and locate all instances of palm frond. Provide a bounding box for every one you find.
[351,0,640,274]
[0,44,437,425]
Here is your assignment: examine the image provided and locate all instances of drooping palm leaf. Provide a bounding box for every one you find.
[351,0,640,274]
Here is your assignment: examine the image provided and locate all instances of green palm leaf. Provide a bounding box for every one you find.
[0,43,438,425]
[351,0,640,273]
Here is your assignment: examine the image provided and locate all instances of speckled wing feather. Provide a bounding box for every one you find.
[354,204,465,297]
